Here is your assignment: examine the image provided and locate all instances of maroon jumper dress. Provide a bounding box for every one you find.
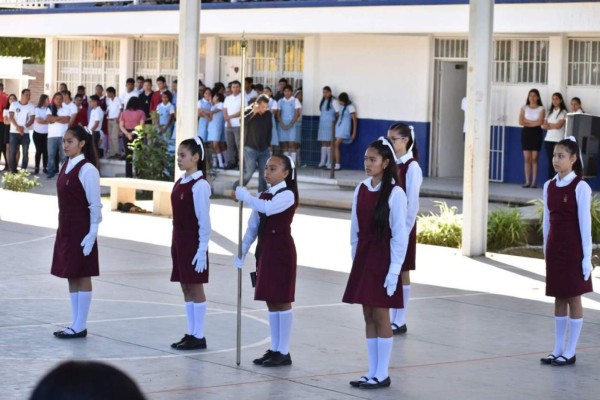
[254,189,297,303]
[545,176,593,298]
[397,159,417,271]
[170,176,209,284]
[343,184,404,308]
[51,160,99,278]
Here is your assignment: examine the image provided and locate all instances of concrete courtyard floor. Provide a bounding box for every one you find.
[1,190,600,399]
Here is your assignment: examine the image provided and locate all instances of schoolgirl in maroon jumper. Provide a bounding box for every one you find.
[170,136,211,351]
[540,137,593,366]
[235,154,299,367]
[387,123,423,335]
[51,125,101,339]
[343,138,408,389]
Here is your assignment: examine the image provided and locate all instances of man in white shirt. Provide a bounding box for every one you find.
[120,78,138,111]
[46,92,71,178]
[134,76,145,96]
[105,87,122,158]
[8,88,35,173]
[88,95,105,158]
[223,80,243,169]
[61,90,78,128]
[244,77,258,106]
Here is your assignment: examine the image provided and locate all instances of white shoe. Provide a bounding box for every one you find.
[317,162,326,168]
[335,164,341,170]
[325,164,331,169]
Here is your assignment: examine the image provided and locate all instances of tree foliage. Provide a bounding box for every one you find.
[0,37,45,64]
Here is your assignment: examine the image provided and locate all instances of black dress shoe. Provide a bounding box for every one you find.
[349,376,369,388]
[522,184,530,188]
[171,334,191,349]
[392,323,407,335]
[551,355,576,366]
[359,376,391,389]
[175,336,207,350]
[531,184,537,189]
[540,354,558,365]
[54,328,87,339]
[253,349,276,365]
[262,352,292,367]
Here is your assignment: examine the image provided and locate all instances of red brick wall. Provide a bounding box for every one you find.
[23,64,44,102]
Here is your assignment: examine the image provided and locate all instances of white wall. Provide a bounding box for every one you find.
[304,34,431,122]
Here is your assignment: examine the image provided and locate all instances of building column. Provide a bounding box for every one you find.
[547,35,567,94]
[175,0,201,171]
[462,0,494,257]
[302,35,319,116]
[119,38,135,95]
[44,37,58,95]
[203,36,219,85]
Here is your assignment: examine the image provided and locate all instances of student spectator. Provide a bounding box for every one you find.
[46,92,71,179]
[519,88,545,188]
[277,85,302,163]
[274,78,288,101]
[8,89,35,173]
[570,97,584,114]
[119,97,146,177]
[106,87,122,159]
[333,92,357,170]
[88,95,105,158]
[76,85,88,110]
[155,91,175,137]
[61,90,78,128]
[244,77,258,106]
[33,94,50,175]
[139,79,154,124]
[207,92,226,169]
[134,76,145,96]
[0,84,9,169]
[58,83,68,92]
[197,87,212,142]
[3,94,17,171]
[171,79,178,108]
[73,94,88,127]
[542,92,567,180]
[120,78,138,112]
[150,76,170,112]
[239,95,272,193]
[223,80,243,169]
[29,361,146,400]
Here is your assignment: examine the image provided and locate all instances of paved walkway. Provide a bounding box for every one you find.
[0,190,599,399]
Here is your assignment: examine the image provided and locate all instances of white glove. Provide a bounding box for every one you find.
[235,255,245,269]
[192,249,207,273]
[235,186,251,203]
[383,271,399,297]
[80,224,98,257]
[582,258,592,281]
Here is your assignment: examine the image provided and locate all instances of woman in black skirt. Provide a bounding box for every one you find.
[518,89,545,188]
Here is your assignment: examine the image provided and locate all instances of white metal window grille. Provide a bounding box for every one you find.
[133,39,206,86]
[434,39,468,59]
[57,39,120,93]
[568,39,600,86]
[219,38,304,90]
[493,39,548,84]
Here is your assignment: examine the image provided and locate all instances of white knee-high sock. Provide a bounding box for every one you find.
[192,302,206,339]
[278,310,293,355]
[389,309,397,325]
[324,147,330,165]
[185,301,194,335]
[366,338,378,379]
[374,337,393,381]
[552,316,568,356]
[392,285,411,326]
[290,152,297,163]
[319,147,327,165]
[269,312,280,352]
[217,153,224,168]
[563,318,583,358]
[71,291,92,333]
[69,292,79,329]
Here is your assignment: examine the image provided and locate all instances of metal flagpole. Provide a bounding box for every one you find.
[236,34,248,367]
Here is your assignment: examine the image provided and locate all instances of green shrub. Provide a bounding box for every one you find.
[1,170,40,192]
[487,208,527,251]
[529,196,600,242]
[129,122,174,181]
[417,201,462,248]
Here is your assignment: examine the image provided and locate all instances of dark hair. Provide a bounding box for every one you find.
[65,125,99,168]
[388,122,419,162]
[320,86,333,111]
[106,87,116,95]
[95,84,103,90]
[126,96,141,110]
[214,92,225,103]
[549,92,567,115]
[136,76,144,81]
[213,82,225,91]
[157,76,166,83]
[254,83,264,92]
[60,90,71,98]
[255,94,270,104]
[52,92,63,101]
[21,88,30,95]
[173,79,178,84]
[555,139,584,177]
[526,88,543,107]
[37,94,49,108]
[571,97,584,113]
[7,93,17,107]
[245,77,253,84]
[202,87,213,97]
[29,361,146,400]
[179,137,207,176]
[77,85,85,92]
[283,85,293,93]
[337,92,352,124]
[89,95,99,102]
[367,139,397,240]
[231,80,241,87]
[144,78,152,85]
[74,94,83,100]
[279,78,288,84]
[59,82,67,88]
[270,154,299,208]
[161,91,173,102]
[126,78,135,85]
[264,86,273,95]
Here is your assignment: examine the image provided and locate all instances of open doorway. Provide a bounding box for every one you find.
[432,61,467,178]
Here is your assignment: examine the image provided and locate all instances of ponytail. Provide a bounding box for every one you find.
[388,122,419,162]
[271,154,299,208]
[368,139,397,241]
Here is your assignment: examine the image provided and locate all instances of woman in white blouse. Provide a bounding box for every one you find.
[570,97,584,114]
[518,89,545,188]
[543,93,567,180]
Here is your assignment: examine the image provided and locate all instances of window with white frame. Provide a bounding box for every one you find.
[133,38,206,86]
[493,39,548,84]
[568,39,600,86]
[434,38,468,59]
[219,38,303,90]
[57,39,120,93]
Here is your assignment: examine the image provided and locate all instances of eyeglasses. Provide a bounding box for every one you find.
[387,136,405,143]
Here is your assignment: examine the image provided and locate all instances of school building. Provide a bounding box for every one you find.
[1,0,599,186]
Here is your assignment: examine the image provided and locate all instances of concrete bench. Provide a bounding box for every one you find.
[100,177,174,216]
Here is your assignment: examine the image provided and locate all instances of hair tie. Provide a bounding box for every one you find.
[407,125,415,153]
[194,136,205,161]
[567,135,577,143]
[286,155,296,180]
[83,126,92,135]
[378,136,398,163]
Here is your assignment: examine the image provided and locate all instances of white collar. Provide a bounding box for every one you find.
[397,151,414,165]
[67,154,85,169]
[361,177,395,191]
[554,171,576,184]
[181,170,203,182]
[268,180,287,194]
